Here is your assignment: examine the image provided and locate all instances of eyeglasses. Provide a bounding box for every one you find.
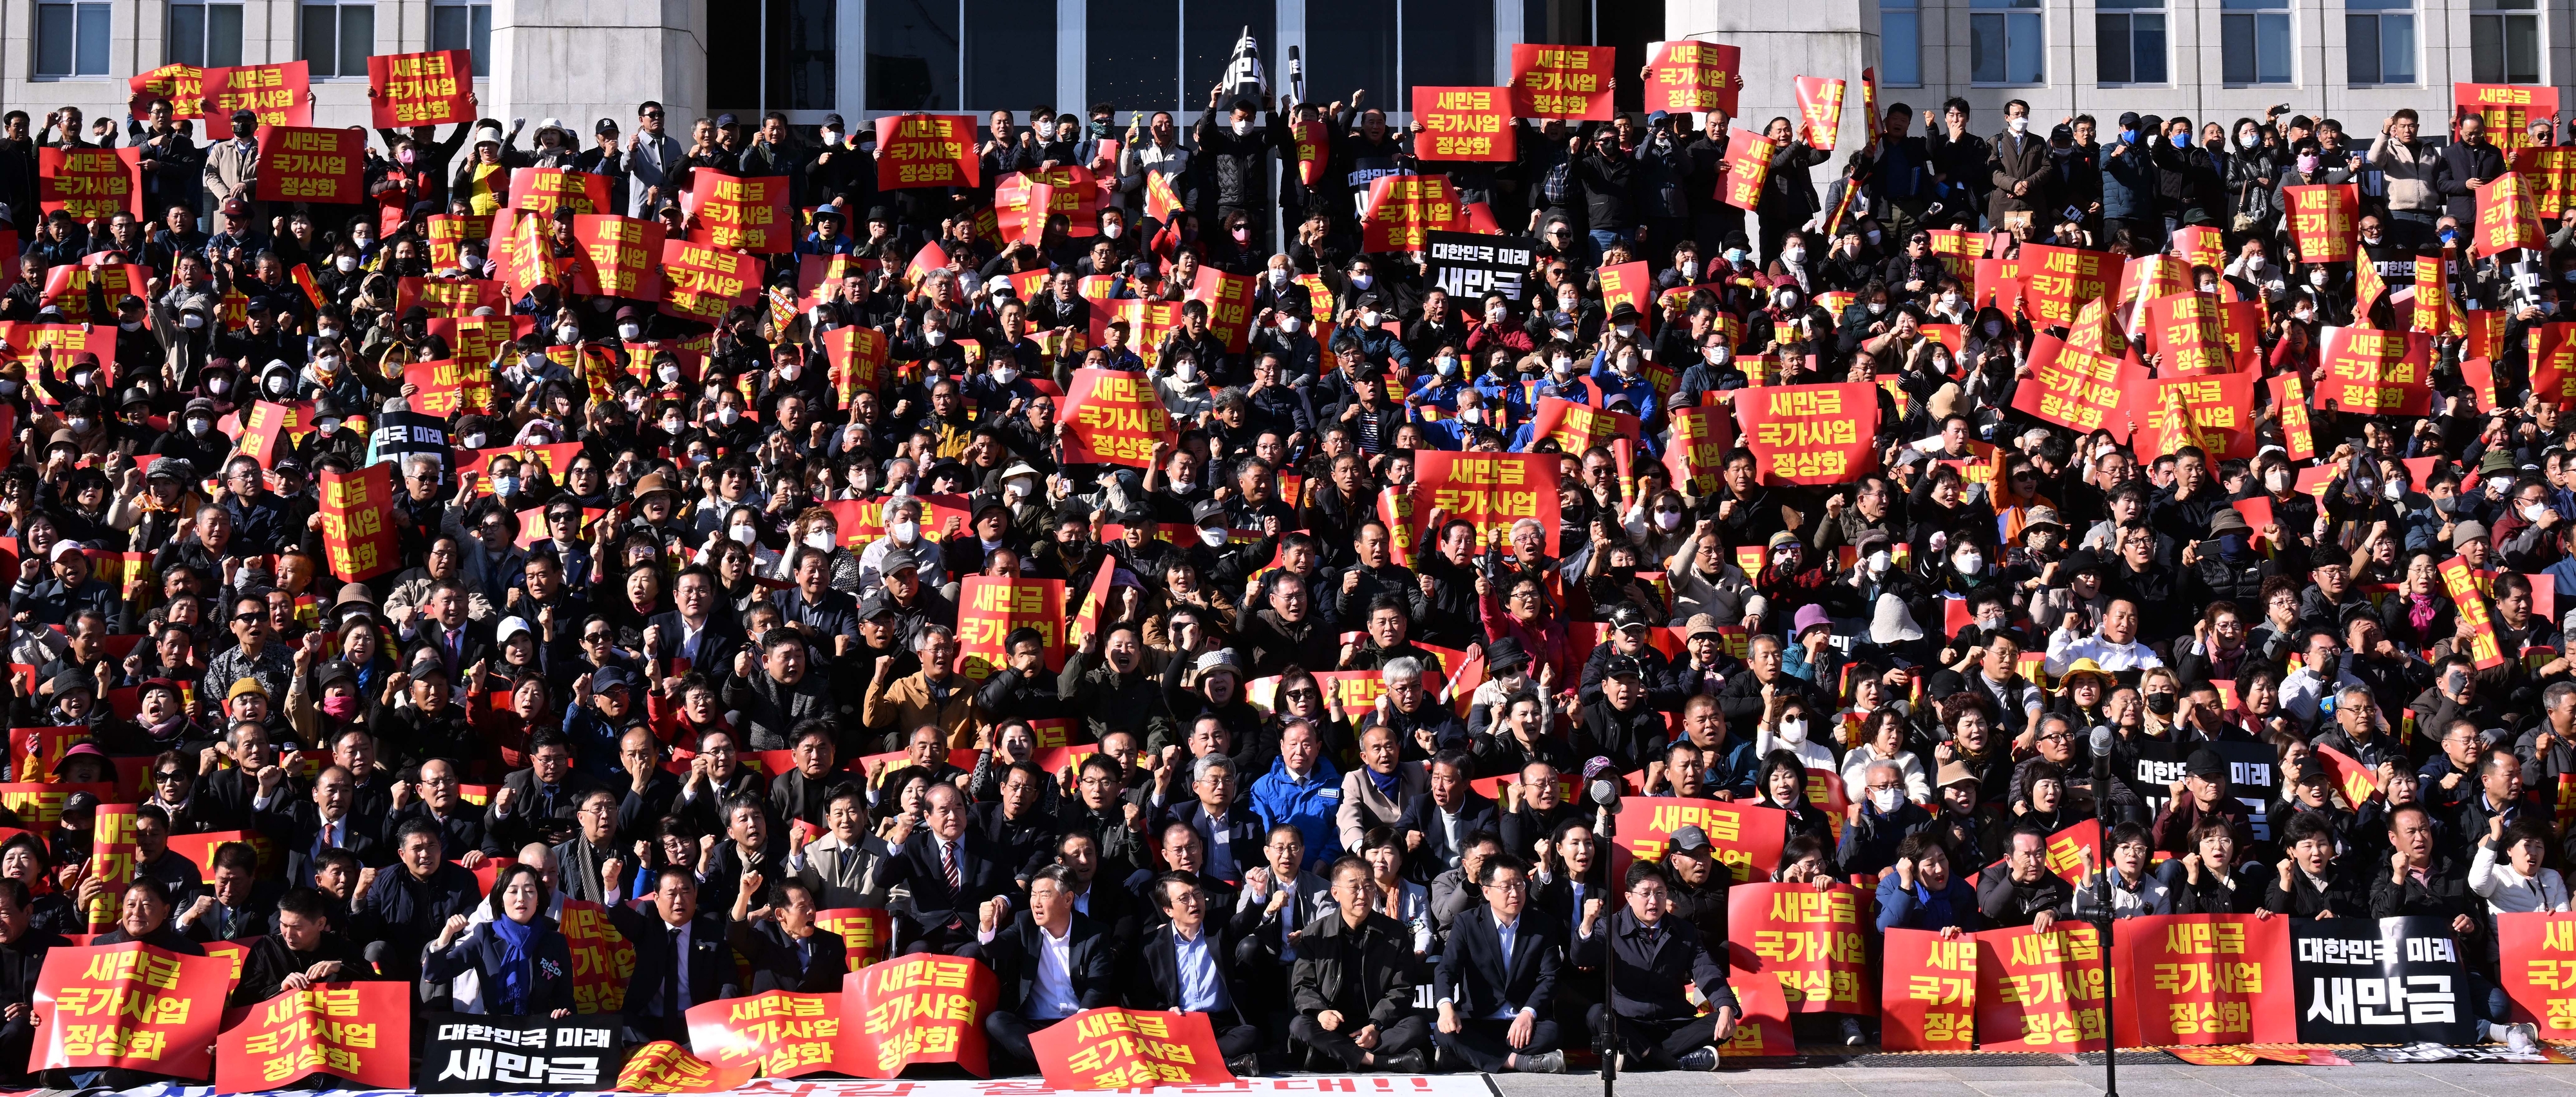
[233,613,264,623]
[582,632,612,643]
[152,771,186,782]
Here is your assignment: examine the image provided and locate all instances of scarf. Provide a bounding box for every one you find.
[1364,765,1401,799]
[2407,591,2439,635]
[488,915,538,1015]
[1906,879,1955,928]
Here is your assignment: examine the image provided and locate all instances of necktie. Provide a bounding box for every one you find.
[943,842,961,895]
[666,926,686,1016]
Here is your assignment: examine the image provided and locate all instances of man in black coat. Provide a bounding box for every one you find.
[1395,753,1499,883]
[647,566,745,685]
[611,866,746,1044]
[1978,827,2076,928]
[1288,856,1430,1072]
[1135,872,1264,1073]
[2430,112,2509,224]
[973,761,1059,886]
[360,817,482,981]
[978,865,1118,1075]
[383,758,498,860]
[482,730,612,852]
[740,879,849,993]
[1432,855,1565,1073]
[886,783,1016,957]
[233,886,375,1006]
[1157,755,1262,884]
[1573,862,1738,1071]
[268,765,390,886]
[0,879,70,1085]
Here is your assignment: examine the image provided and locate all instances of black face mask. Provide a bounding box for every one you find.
[2145,692,2178,716]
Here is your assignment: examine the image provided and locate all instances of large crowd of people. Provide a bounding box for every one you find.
[0,68,2568,1083]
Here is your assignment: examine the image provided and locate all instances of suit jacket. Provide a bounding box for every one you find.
[1392,793,1500,881]
[1158,799,1265,883]
[793,832,891,908]
[268,803,390,884]
[767,767,840,830]
[648,610,744,682]
[383,801,495,860]
[1436,908,1561,1019]
[610,909,745,1029]
[1336,763,1428,852]
[406,618,496,682]
[482,768,611,853]
[972,801,1056,882]
[743,920,849,993]
[1573,907,1737,1021]
[887,829,1014,939]
[1135,918,1250,1025]
[984,911,1118,1016]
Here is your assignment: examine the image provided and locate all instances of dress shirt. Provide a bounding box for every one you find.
[1174,924,1227,1012]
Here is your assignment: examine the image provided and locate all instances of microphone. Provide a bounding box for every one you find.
[2089,724,2116,782]
[1582,756,1623,810]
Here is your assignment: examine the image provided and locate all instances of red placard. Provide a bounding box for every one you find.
[2135,372,2257,461]
[688,170,793,254]
[1028,1007,1238,1089]
[201,62,310,138]
[685,991,852,1078]
[1794,77,1848,149]
[1663,404,1737,495]
[2315,327,2435,417]
[2463,356,2500,411]
[823,327,891,406]
[2016,244,2121,325]
[1412,87,1514,162]
[1727,882,1872,1014]
[2285,184,2359,263]
[1718,128,1774,212]
[1528,396,1642,453]
[2012,334,2133,441]
[1610,797,1788,884]
[318,464,399,582]
[402,357,497,418]
[254,126,365,205]
[2144,291,2231,375]
[1926,229,1987,281]
[1289,121,1327,185]
[2532,321,2576,409]
[1646,41,1741,115]
[32,941,229,1078]
[2110,914,2297,1047]
[213,982,410,1092]
[366,50,471,128]
[660,239,760,323]
[2171,225,2226,269]
[2457,83,2563,152]
[2441,555,2510,669]
[2414,254,2464,336]
[618,1040,758,1092]
[2477,173,2550,255]
[37,147,143,219]
[1359,174,1466,252]
[1735,382,1879,486]
[9,727,84,787]
[814,908,891,969]
[2500,911,2576,1036]
[129,63,204,120]
[84,805,137,929]
[875,113,980,190]
[1061,367,1171,467]
[395,276,510,318]
[1185,266,1258,354]
[571,214,666,299]
[1510,45,1615,119]
[842,955,996,1077]
[956,577,1068,681]
[424,214,493,270]
[1406,451,1563,555]
[996,167,1103,241]
[1882,929,1979,1051]
[2516,146,2576,214]
[37,264,146,326]
[1972,922,2109,1052]
[2270,374,2315,461]
[503,167,611,221]
[236,399,293,470]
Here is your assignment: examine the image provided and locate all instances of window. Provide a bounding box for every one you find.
[35,2,109,77]
[867,0,961,110]
[1190,1,1277,109]
[1402,0,1490,88]
[2096,0,2166,84]
[431,1,489,76]
[2472,0,2539,84]
[1308,0,1399,112]
[2347,0,2416,84]
[965,0,1054,110]
[1880,0,1922,86]
[170,3,243,67]
[301,2,375,78]
[769,0,836,110]
[1969,0,2043,84]
[1086,0,1175,112]
[2221,0,2293,84]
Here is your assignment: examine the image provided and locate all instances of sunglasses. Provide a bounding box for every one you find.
[233,613,264,623]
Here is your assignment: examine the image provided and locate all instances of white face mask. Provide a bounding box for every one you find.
[1938,293,1959,309]
[1103,222,1124,238]
[1171,478,1197,494]
[779,362,801,382]
[1359,310,1381,329]
[2524,503,2550,523]
[620,323,643,341]
[1457,407,1482,424]
[1704,346,1728,365]
[1005,477,1036,499]
[1198,526,1228,547]
[181,312,205,330]
[2264,470,2289,492]
[1279,316,1302,334]
[1953,553,1984,575]
[267,377,292,395]
[187,417,211,435]
[490,473,518,496]
[1653,510,1683,531]
[992,366,1018,385]
[463,432,488,448]
[1868,302,1887,316]
[1614,323,1638,338]
[66,417,93,434]
[316,419,341,437]
[1173,360,1197,381]
[1680,260,1698,279]
[1233,119,1251,136]
[1350,274,1374,290]
[804,531,835,551]
[716,406,741,426]
[1867,550,1891,576]
[1779,718,1808,743]
[1559,295,1580,313]
[1870,787,1902,812]
[1551,356,1573,376]
[2310,271,2329,287]
[205,377,227,394]
[2492,475,2517,495]
[2383,481,2405,501]
[923,329,947,346]
[1783,247,1806,263]
[891,520,920,545]
[2239,131,2260,149]
[118,320,142,332]
[654,363,680,385]
[335,255,359,273]
[2008,116,2031,133]
[1435,356,1457,377]
[555,325,580,343]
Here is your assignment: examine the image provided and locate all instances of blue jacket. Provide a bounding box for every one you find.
[1875,872,1982,933]
[1250,755,1345,867]
[421,915,578,1016]
[2096,135,2156,220]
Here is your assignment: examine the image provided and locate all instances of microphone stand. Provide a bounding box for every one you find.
[1596,801,1618,1096]
[2092,743,2119,1097]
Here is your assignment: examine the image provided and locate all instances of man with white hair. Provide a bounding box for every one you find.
[1356,656,1467,757]
[858,494,944,593]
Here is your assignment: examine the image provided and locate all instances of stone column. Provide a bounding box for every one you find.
[490,0,708,131]
[1666,0,1881,150]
